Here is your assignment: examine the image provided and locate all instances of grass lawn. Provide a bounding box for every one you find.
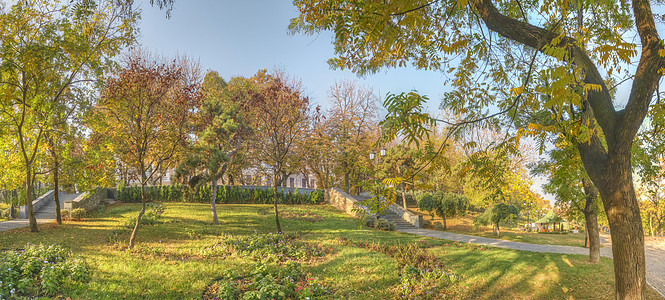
[0,202,660,299]
[410,207,591,248]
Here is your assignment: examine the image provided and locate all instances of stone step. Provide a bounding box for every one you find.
[379,212,416,229]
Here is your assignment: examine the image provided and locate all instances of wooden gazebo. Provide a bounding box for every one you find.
[535,210,566,232]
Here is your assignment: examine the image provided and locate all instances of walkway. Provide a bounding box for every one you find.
[0,192,81,232]
[398,228,665,297]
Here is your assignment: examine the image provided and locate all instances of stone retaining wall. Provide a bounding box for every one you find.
[388,204,423,228]
[64,188,107,212]
[20,190,54,219]
[325,187,371,218]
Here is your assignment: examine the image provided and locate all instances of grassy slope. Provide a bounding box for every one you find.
[0,203,660,299]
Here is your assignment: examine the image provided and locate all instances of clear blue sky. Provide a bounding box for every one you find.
[138,0,447,112]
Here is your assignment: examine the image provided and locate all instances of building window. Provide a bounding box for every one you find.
[310,179,315,188]
[302,178,307,188]
[290,178,294,187]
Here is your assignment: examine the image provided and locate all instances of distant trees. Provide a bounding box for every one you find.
[93,50,200,247]
[475,203,519,236]
[417,191,469,230]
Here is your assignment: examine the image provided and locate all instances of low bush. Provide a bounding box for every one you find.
[216,233,327,263]
[124,203,165,228]
[336,238,458,298]
[375,218,396,231]
[363,216,396,231]
[363,215,377,228]
[281,211,323,222]
[60,209,70,220]
[203,262,330,300]
[70,208,86,220]
[0,244,91,298]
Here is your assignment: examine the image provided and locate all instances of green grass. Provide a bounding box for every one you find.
[412,207,590,247]
[0,203,661,299]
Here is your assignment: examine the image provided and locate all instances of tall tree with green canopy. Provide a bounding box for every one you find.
[177,71,252,225]
[0,0,138,232]
[290,0,663,296]
[475,202,519,236]
[532,139,603,263]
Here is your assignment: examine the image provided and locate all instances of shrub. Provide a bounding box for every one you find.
[203,262,330,300]
[70,208,86,220]
[60,209,70,220]
[124,203,165,228]
[416,192,435,218]
[375,218,396,231]
[217,232,327,263]
[363,215,378,228]
[0,244,91,298]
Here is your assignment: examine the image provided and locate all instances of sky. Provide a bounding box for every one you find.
[138,1,447,112]
[135,0,593,204]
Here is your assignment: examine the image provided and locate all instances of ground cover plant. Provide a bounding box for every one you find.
[0,244,91,298]
[0,203,661,299]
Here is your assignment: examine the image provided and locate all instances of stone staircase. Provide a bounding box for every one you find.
[380,210,417,230]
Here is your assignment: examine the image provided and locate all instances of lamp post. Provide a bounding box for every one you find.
[369,148,387,182]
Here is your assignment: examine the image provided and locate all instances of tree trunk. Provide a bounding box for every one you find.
[54,157,62,225]
[26,168,38,232]
[129,170,147,248]
[442,214,447,230]
[344,172,350,194]
[273,173,282,233]
[582,178,600,263]
[494,223,501,236]
[401,183,407,209]
[211,175,219,225]
[589,162,646,299]
[649,212,654,237]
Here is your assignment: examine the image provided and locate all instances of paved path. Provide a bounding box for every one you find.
[399,228,665,297]
[0,193,81,232]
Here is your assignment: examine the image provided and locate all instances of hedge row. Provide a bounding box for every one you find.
[116,184,325,205]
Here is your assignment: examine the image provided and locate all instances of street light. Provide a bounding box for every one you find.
[370,148,386,181]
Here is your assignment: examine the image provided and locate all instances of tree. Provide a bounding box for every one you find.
[0,0,137,232]
[475,203,519,236]
[178,71,252,225]
[327,80,378,194]
[532,139,603,263]
[94,50,200,248]
[248,69,309,233]
[433,191,469,230]
[291,0,663,296]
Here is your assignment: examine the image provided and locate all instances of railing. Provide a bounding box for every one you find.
[388,204,423,228]
[19,190,54,219]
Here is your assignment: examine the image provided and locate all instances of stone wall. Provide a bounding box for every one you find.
[64,188,107,212]
[20,190,54,219]
[325,187,371,218]
[388,204,423,228]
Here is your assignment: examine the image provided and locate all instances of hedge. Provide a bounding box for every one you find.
[116,184,325,205]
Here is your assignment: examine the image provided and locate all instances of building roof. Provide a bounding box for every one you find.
[535,210,565,224]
